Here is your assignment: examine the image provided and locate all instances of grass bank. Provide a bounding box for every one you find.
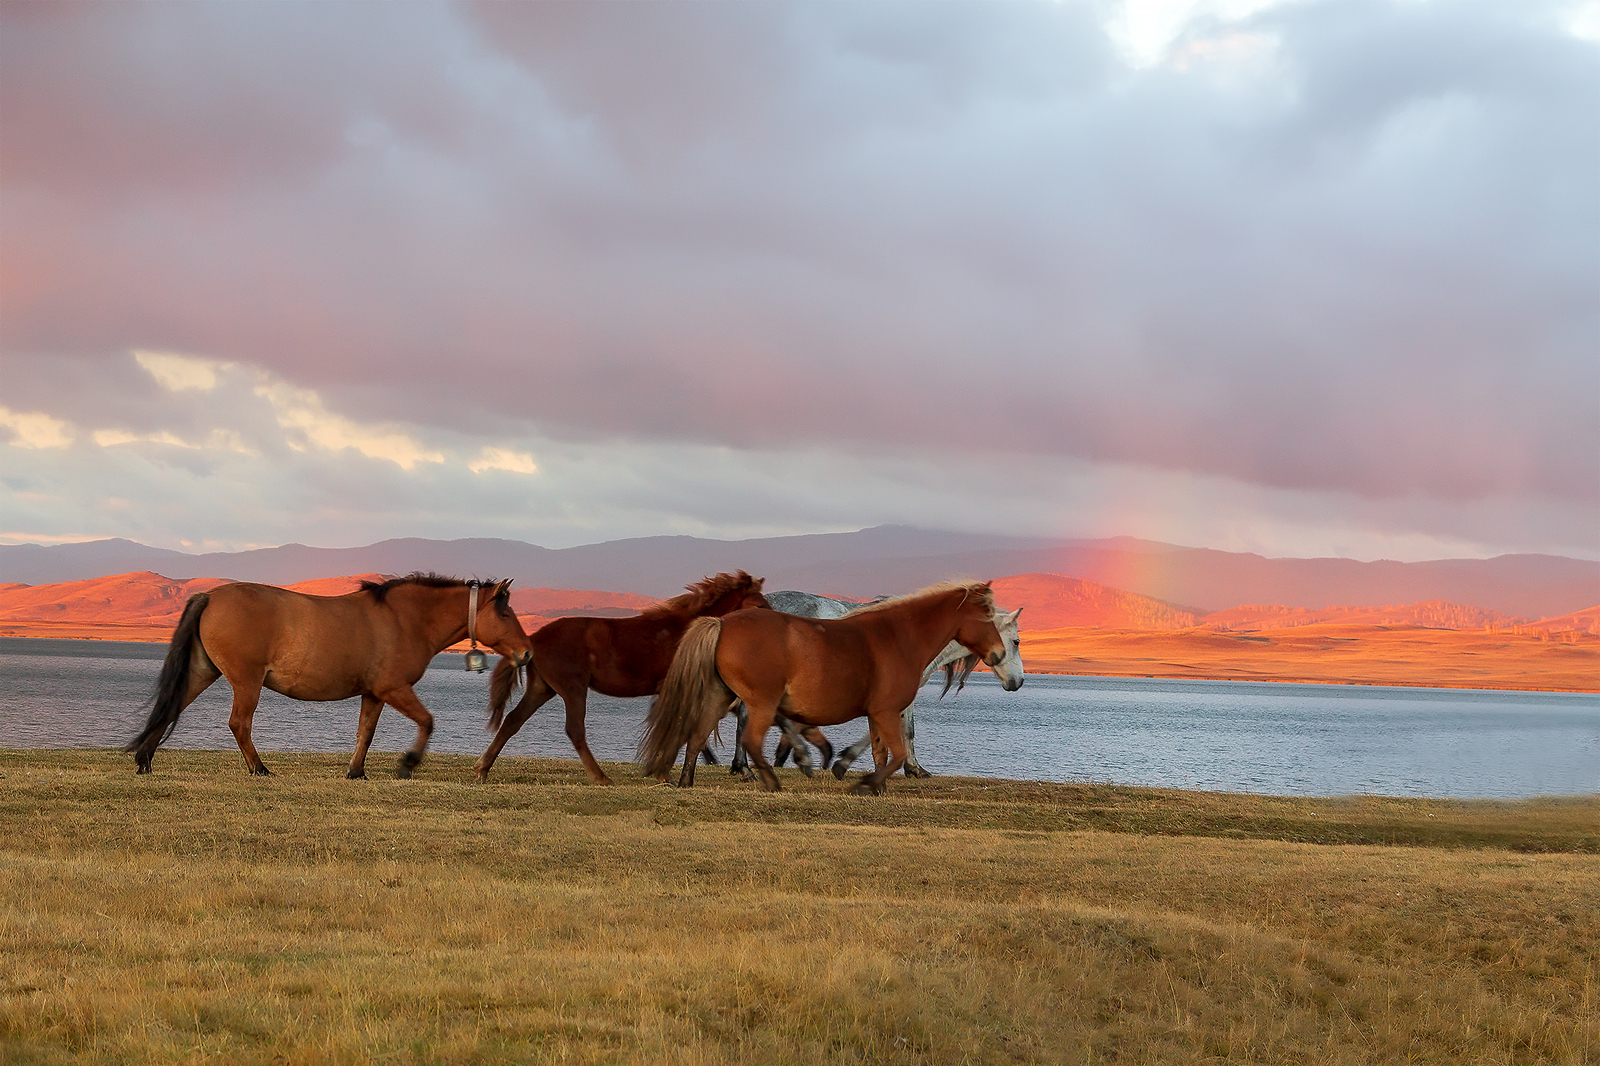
[2,750,1596,1064]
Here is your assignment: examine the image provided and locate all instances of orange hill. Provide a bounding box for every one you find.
[0,572,659,642]
[1018,623,1598,693]
[3,570,1594,692]
[1201,600,1523,631]
[991,573,1198,630]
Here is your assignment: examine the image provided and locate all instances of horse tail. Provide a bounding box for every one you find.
[126,592,210,770]
[487,655,524,730]
[638,616,726,777]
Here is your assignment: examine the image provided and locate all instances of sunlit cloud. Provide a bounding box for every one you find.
[0,407,73,449]
[1108,0,1298,67]
[91,426,259,455]
[0,531,109,545]
[133,350,227,392]
[253,380,443,469]
[469,447,538,475]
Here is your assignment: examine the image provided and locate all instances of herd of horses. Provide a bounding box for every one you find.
[126,569,1025,794]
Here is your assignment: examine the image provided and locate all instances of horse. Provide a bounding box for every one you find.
[727,591,1024,780]
[126,574,532,779]
[829,604,1023,779]
[639,580,1024,795]
[476,571,769,785]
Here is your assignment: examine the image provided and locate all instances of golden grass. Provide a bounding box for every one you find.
[1022,623,1600,692]
[2,750,1597,1065]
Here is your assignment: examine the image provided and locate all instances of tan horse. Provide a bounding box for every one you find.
[639,580,1022,794]
[127,574,532,778]
[478,571,768,785]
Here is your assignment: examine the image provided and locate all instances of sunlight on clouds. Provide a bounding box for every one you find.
[254,381,443,469]
[133,350,226,392]
[1568,1,1600,43]
[0,406,73,449]
[469,447,539,475]
[1108,0,1296,67]
[91,427,259,455]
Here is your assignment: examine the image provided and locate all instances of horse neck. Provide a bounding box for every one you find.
[390,584,470,648]
[702,588,754,618]
[884,589,976,662]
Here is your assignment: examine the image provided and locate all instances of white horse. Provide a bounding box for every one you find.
[725,590,1024,780]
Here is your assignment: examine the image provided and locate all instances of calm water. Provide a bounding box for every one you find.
[1,637,1595,798]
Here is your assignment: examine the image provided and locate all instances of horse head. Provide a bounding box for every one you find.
[709,573,768,616]
[474,579,532,667]
[953,584,1024,691]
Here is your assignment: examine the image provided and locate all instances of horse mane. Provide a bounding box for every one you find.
[361,572,509,610]
[641,570,759,617]
[845,580,995,619]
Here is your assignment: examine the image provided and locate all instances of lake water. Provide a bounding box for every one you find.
[1,637,1595,798]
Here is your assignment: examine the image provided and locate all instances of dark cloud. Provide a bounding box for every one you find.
[1,0,1595,555]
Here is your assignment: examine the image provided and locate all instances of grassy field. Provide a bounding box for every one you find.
[2,750,1596,1065]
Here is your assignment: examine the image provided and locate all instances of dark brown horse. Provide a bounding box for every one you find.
[477,571,769,784]
[639,581,1021,794]
[127,574,532,778]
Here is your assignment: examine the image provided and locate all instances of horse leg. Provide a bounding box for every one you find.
[737,703,782,792]
[474,673,556,782]
[902,706,932,778]
[226,677,272,777]
[556,687,611,785]
[851,706,909,796]
[776,717,814,777]
[773,728,793,768]
[376,684,434,779]
[831,733,871,780]
[346,693,383,779]
[729,703,756,780]
[801,725,834,769]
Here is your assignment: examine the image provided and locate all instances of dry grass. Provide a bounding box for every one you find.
[2,749,1596,1065]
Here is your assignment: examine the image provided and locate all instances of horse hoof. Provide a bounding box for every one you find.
[473,771,489,784]
[905,766,933,779]
[346,768,367,780]
[798,764,814,778]
[831,763,849,781]
[135,762,151,776]
[251,767,274,777]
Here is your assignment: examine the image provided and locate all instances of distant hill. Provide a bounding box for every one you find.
[1202,601,1524,631]
[0,571,660,635]
[991,574,1198,630]
[2,527,1594,619]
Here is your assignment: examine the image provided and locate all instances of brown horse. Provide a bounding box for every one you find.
[127,574,532,779]
[477,571,769,785]
[639,581,1022,794]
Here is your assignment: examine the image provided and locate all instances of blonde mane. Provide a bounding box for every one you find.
[844,580,994,619]
[641,570,761,617]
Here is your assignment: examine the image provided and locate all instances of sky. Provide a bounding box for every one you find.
[2,0,1596,561]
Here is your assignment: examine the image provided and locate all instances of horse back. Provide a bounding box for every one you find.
[198,583,388,696]
[533,613,682,697]
[717,609,875,723]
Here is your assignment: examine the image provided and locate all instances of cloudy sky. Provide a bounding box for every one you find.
[2,0,1596,561]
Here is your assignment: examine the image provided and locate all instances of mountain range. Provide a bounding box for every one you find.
[2,527,1594,619]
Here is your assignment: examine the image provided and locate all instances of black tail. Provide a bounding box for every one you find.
[126,592,210,772]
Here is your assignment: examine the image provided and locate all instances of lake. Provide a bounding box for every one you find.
[1,637,1595,798]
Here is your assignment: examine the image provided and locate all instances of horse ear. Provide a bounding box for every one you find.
[752,576,765,590]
